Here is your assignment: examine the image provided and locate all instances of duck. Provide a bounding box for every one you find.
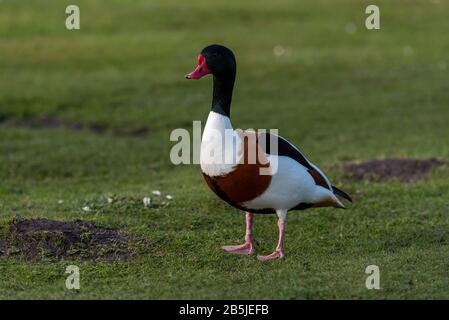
[185,44,352,261]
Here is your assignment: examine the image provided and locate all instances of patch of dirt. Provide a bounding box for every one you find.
[0,117,151,137]
[343,158,446,182]
[0,219,137,262]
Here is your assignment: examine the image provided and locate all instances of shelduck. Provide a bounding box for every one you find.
[185,44,352,261]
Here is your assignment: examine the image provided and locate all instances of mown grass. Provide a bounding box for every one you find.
[0,0,449,299]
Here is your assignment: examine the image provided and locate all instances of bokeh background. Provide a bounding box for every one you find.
[0,0,448,299]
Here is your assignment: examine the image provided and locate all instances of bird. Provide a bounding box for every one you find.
[185,44,352,261]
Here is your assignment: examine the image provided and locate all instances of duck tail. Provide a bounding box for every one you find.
[333,196,346,209]
[332,185,353,203]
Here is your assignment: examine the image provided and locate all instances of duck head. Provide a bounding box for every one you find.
[185,45,237,117]
[185,44,236,80]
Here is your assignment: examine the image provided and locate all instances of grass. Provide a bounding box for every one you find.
[1,0,449,299]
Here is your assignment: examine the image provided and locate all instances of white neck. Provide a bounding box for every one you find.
[200,111,239,177]
[202,111,233,139]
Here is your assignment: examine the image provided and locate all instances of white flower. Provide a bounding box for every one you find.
[437,61,447,71]
[82,206,91,212]
[345,22,357,35]
[273,45,286,57]
[107,197,113,203]
[143,197,151,207]
[152,190,161,196]
[166,194,173,200]
[403,46,414,57]
[58,200,64,204]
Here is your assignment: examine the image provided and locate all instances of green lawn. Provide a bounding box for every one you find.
[1,0,449,299]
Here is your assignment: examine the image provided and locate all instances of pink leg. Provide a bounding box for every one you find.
[257,216,286,261]
[222,212,256,255]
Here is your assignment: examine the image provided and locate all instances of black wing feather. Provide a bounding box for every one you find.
[259,132,331,190]
[259,132,313,170]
